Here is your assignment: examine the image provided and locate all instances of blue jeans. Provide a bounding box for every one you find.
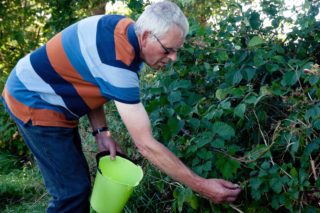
[15,121,91,213]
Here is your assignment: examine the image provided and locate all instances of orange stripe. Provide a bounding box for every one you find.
[114,18,135,66]
[46,33,106,109]
[2,88,30,123]
[2,88,78,128]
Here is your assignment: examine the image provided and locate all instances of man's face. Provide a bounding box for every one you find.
[140,27,184,70]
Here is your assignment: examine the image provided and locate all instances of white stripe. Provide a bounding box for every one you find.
[77,16,139,88]
[15,55,79,118]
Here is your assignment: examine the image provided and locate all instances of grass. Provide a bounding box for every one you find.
[0,153,48,212]
[1,196,49,213]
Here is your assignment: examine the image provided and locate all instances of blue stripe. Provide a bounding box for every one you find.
[5,69,78,120]
[96,78,140,104]
[29,45,90,116]
[61,23,96,84]
[105,59,143,73]
[96,15,143,72]
[96,15,122,65]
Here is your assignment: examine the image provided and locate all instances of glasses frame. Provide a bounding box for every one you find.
[153,34,176,55]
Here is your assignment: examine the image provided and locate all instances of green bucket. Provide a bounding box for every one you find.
[90,152,143,213]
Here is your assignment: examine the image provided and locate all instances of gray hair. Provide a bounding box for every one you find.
[134,1,189,39]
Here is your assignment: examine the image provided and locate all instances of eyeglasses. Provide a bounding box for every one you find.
[153,34,177,55]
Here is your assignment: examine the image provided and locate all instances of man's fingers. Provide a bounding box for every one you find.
[109,145,116,160]
[226,187,241,197]
[220,180,241,190]
[225,195,238,203]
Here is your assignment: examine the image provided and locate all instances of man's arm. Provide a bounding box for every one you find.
[87,106,122,159]
[114,101,241,204]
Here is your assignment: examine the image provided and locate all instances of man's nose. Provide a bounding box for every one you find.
[167,51,177,62]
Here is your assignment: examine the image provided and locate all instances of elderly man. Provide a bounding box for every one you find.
[2,1,241,212]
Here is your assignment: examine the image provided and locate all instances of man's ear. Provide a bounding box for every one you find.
[140,31,151,48]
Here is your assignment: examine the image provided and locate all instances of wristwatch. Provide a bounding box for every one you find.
[92,126,108,136]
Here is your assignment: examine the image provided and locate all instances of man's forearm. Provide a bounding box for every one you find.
[135,136,203,192]
[87,106,107,130]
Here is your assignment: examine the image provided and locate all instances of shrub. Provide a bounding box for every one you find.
[140,2,320,212]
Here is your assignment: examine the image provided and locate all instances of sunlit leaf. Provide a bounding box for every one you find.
[248,36,265,47]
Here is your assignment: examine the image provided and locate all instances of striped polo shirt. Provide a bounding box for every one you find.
[2,15,143,128]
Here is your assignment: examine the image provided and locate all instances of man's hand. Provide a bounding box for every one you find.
[95,132,123,160]
[197,178,241,204]
[87,106,124,160]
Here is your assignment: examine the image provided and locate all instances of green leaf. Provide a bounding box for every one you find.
[211,138,225,148]
[288,136,299,159]
[189,118,200,131]
[197,132,212,148]
[299,168,308,184]
[253,50,267,67]
[273,44,285,54]
[304,139,320,155]
[220,101,231,110]
[309,76,319,85]
[197,148,213,160]
[149,87,162,95]
[174,187,199,210]
[305,106,320,121]
[231,88,246,97]
[187,192,198,209]
[281,71,298,86]
[173,187,187,212]
[250,177,262,190]
[238,51,248,63]
[234,103,246,119]
[290,167,298,178]
[215,88,228,101]
[272,55,286,65]
[260,86,271,96]
[203,160,212,171]
[204,62,211,71]
[176,104,192,117]
[248,36,265,47]
[313,119,320,130]
[261,161,270,170]
[216,50,229,62]
[271,194,285,209]
[244,96,257,104]
[212,121,235,140]
[249,12,262,29]
[233,70,243,84]
[168,91,182,104]
[270,177,283,193]
[169,80,192,90]
[266,63,279,73]
[243,68,256,81]
[163,117,184,140]
[216,156,241,179]
[204,108,224,120]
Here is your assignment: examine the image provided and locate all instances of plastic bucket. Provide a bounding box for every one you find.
[90,152,143,213]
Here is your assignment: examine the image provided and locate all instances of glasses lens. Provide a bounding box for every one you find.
[153,35,171,54]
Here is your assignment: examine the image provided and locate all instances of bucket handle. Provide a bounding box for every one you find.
[96,151,137,173]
